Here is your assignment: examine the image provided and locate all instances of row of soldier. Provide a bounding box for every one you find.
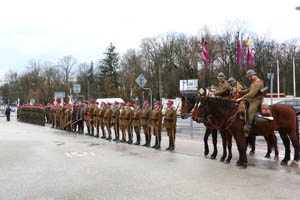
[50,100,177,150]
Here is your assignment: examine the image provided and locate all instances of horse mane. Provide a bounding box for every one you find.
[207,97,237,114]
[186,95,197,105]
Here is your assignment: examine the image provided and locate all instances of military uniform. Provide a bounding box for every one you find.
[119,104,127,142]
[238,70,264,135]
[111,102,120,141]
[151,102,162,148]
[84,102,92,135]
[141,101,151,146]
[78,104,85,133]
[163,102,177,151]
[132,103,141,145]
[124,104,134,144]
[99,104,107,138]
[213,80,231,98]
[90,104,98,136]
[104,104,113,140]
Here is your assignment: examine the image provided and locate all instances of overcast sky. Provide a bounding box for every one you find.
[0,0,300,79]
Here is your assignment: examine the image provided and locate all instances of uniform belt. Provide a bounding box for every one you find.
[165,119,173,122]
[142,117,149,119]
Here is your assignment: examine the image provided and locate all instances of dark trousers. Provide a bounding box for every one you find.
[6,115,10,121]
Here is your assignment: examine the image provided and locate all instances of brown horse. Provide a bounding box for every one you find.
[181,95,232,162]
[196,97,299,168]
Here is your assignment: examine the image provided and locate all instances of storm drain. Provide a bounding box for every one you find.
[65,151,95,157]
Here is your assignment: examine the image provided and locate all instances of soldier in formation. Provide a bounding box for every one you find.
[141,101,151,147]
[104,103,113,140]
[132,102,141,145]
[119,103,127,143]
[151,101,162,149]
[163,100,177,151]
[125,103,134,144]
[111,101,120,141]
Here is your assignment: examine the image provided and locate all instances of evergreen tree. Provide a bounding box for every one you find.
[99,43,119,93]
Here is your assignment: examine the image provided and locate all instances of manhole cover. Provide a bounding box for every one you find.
[65,151,95,157]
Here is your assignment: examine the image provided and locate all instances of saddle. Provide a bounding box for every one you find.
[255,104,274,122]
[239,103,274,122]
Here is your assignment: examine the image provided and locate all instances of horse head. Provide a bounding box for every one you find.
[181,95,197,119]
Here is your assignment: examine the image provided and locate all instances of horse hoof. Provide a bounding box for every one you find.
[274,156,279,161]
[249,152,255,156]
[225,159,231,164]
[280,160,288,166]
[204,151,209,157]
[236,161,241,166]
[264,154,271,159]
[220,158,225,162]
[239,165,247,169]
[210,155,217,160]
[290,160,299,168]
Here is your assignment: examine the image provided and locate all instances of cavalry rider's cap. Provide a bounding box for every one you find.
[107,102,111,106]
[134,102,140,106]
[101,102,106,105]
[246,69,256,77]
[217,72,225,79]
[121,103,126,106]
[155,101,161,105]
[95,102,99,105]
[228,77,237,84]
[167,100,174,105]
[114,101,119,105]
[144,101,150,104]
[127,103,132,107]
[84,101,89,104]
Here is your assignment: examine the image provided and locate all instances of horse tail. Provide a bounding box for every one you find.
[296,115,299,141]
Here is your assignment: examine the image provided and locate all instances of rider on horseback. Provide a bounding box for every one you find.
[236,70,264,136]
[213,72,231,99]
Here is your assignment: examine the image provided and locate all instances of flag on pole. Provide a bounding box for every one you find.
[54,93,57,105]
[60,97,64,107]
[246,38,254,69]
[202,39,210,70]
[68,95,72,105]
[237,32,242,68]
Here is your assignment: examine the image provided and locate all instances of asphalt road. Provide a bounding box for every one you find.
[1,117,300,200]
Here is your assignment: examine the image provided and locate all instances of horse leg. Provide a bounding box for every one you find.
[271,133,279,161]
[219,129,227,162]
[264,135,271,159]
[289,132,299,167]
[203,127,210,157]
[234,133,248,169]
[279,131,291,166]
[210,128,218,159]
[249,136,256,156]
[225,132,233,163]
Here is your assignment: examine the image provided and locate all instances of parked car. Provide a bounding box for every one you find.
[276,99,300,116]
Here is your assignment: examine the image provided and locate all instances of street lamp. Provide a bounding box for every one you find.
[268,60,280,99]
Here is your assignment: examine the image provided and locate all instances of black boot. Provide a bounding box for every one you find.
[107,130,112,140]
[127,134,133,144]
[166,138,171,150]
[146,134,152,147]
[142,135,148,146]
[152,136,158,148]
[101,128,106,139]
[244,118,254,137]
[134,132,140,145]
[87,127,90,136]
[155,135,161,149]
[113,128,117,141]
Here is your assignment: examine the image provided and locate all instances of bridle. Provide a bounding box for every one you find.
[181,96,194,118]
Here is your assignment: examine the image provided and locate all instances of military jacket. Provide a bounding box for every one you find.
[214,80,231,98]
[132,108,141,127]
[99,107,107,123]
[141,108,151,126]
[103,108,112,124]
[240,79,264,102]
[119,108,127,126]
[111,108,120,124]
[163,107,177,129]
[151,108,162,127]
[124,109,134,126]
